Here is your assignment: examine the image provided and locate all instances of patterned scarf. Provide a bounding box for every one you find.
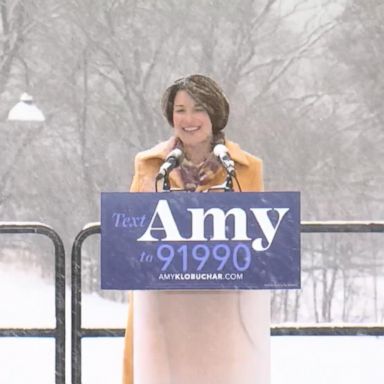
[176,132,225,191]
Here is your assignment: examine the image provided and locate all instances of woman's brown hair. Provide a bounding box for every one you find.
[161,74,229,133]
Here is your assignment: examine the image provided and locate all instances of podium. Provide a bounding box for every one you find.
[101,192,300,384]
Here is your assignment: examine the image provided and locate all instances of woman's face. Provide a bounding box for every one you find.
[172,90,213,148]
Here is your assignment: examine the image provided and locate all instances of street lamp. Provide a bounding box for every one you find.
[7,93,45,122]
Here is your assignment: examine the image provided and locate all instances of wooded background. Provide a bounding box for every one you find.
[0,0,383,323]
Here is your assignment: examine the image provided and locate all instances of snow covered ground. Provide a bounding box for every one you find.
[1,262,384,384]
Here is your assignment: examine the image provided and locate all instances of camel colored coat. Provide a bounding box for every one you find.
[123,136,269,384]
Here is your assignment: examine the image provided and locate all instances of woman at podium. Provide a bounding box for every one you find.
[123,74,270,384]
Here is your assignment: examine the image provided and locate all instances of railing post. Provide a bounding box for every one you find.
[71,223,100,384]
[0,222,66,384]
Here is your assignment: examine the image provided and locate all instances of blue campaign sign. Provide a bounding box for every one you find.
[100,192,300,290]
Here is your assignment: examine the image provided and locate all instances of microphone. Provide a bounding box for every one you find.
[213,144,236,176]
[156,148,184,180]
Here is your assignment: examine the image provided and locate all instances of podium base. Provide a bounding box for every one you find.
[133,290,270,384]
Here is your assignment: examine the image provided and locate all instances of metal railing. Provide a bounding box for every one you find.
[70,220,384,384]
[0,222,66,384]
[3,220,382,383]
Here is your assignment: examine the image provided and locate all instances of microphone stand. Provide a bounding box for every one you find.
[206,173,234,192]
[162,174,171,192]
[224,173,234,192]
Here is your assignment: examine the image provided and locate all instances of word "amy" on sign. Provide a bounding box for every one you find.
[137,199,289,252]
